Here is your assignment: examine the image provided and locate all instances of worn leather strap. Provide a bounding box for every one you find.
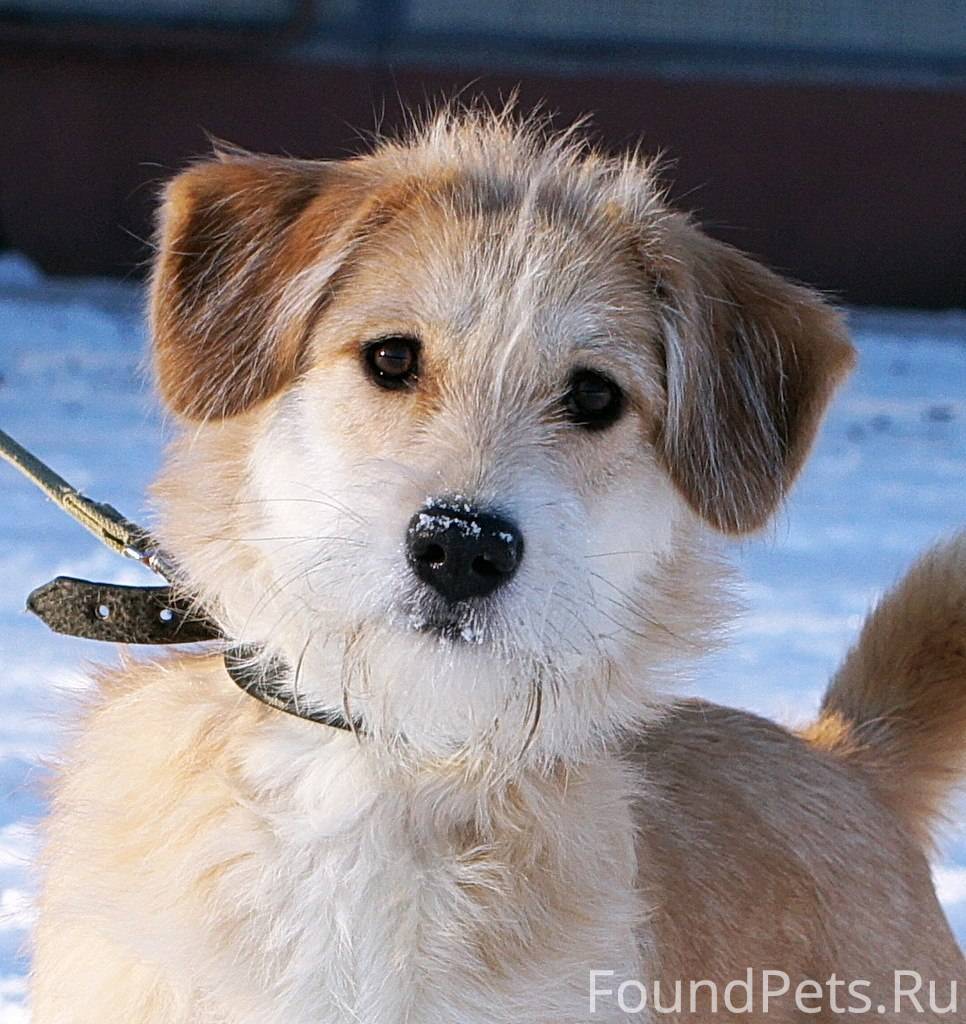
[27,576,219,644]
[27,578,356,731]
[2,428,355,731]
[223,644,356,732]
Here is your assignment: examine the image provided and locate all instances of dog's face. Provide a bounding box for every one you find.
[152,115,853,765]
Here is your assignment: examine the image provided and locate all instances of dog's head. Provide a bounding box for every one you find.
[151,112,853,766]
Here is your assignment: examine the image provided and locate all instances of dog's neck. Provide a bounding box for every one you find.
[228,710,647,1022]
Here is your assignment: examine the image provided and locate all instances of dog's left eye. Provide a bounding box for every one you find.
[364,336,420,390]
[564,370,623,430]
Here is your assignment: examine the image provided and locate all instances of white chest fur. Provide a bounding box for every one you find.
[186,723,648,1024]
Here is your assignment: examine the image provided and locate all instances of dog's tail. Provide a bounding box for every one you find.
[803,532,966,851]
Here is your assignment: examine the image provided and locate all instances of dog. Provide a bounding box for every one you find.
[30,108,965,1022]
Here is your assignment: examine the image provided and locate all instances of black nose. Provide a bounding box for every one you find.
[406,504,524,603]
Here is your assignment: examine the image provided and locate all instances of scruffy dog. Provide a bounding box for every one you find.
[31,109,965,1022]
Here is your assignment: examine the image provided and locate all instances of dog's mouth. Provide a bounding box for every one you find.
[402,602,489,645]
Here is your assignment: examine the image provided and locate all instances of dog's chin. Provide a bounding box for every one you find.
[286,610,633,767]
[397,595,497,648]
[407,611,488,646]
[273,589,626,761]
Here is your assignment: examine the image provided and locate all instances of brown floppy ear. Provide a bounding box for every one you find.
[653,217,855,534]
[151,151,366,420]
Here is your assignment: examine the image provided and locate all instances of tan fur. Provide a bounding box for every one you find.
[653,219,856,532]
[636,701,965,1021]
[34,656,644,1023]
[31,108,963,1022]
[804,533,966,851]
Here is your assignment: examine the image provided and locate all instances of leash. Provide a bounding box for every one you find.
[0,427,173,575]
[0,427,354,732]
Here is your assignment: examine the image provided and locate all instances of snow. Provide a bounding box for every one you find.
[0,253,964,1016]
[413,511,484,537]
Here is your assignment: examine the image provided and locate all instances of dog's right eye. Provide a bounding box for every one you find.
[363,336,420,390]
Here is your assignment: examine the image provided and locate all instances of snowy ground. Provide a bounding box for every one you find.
[0,251,963,1018]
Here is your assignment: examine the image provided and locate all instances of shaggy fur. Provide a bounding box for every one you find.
[30,108,964,1022]
[804,533,966,853]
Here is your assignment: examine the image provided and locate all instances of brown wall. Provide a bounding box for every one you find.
[1,46,964,307]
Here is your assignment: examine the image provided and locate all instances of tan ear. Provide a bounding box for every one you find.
[151,151,365,419]
[654,218,855,534]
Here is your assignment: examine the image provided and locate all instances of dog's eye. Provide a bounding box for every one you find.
[564,370,623,430]
[364,336,420,390]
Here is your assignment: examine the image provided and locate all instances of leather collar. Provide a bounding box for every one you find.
[27,576,356,732]
[0,429,355,730]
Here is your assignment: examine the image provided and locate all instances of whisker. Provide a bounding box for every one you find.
[587,570,687,645]
[196,533,365,547]
[583,550,651,559]
[219,494,369,527]
[519,676,543,758]
[292,632,313,715]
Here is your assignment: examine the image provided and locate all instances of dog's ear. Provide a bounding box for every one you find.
[653,218,855,534]
[151,151,367,420]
